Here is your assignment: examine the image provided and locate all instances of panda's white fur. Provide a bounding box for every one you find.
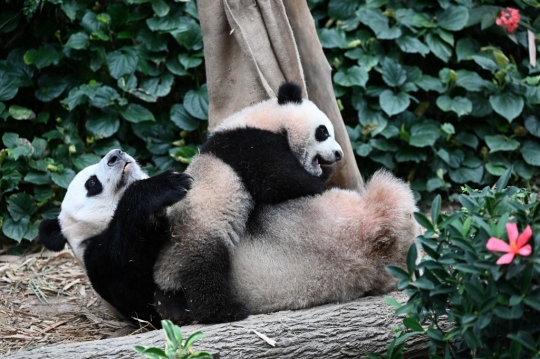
[152,83,418,324]
[58,152,148,268]
[231,171,418,314]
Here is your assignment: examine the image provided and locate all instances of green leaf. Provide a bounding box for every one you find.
[23,44,62,69]
[9,105,35,120]
[178,54,203,70]
[184,331,205,349]
[170,18,203,51]
[140,74,174,97]
[412,277,435,290]
[379,90,410,116]
[406,243,418,275]
[396,36,430,56]
[120,104,155,123]
[183,85,208,120]
[425,33,451,62]
[106,47,138,79]
[90,86,120,108]
[85,112,120,138]
[409,122,440,147]
[333,66,369,87]
[328,0,358,20]
[133,346,168,358]
[489,93,524,122]
[0,72,19,101]
[524,115,540,138]
[35,74,69,102]
[455,70,488,92]
[382,59,407,87]
[403,318,424,332]
[2,217,29,243]
[436,95,472,117]
[7,193,37,222]
[2,132,19,147]
[385,265,410,280]
[431,195,441,224]
[456,38,479,62]
[152,0,170,17]
[50,168,76,189]
[449,165,483,184]
[318,28,348,49]
[416,75,445,93]
[170,104,199,131]
[521,140,540,166]
[485,135,519,153]
[437,6,469,31]
[24,171,51,185]
[72,154,101,171]
[65,32,90,50]
[146,12,183,31]
[414,212,434,232]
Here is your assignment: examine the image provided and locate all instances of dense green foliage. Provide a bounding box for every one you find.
[0,0,207,243]
[371,170,540,358]
[1,0,540,245]
[309,0,540,198]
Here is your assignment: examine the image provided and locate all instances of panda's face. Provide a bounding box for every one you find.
[214,82,344,178]
[293,101,343,177]
[58,149,148,265]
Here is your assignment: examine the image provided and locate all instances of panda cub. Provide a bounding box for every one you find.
[153,82,345,324]
[39,150,192,326]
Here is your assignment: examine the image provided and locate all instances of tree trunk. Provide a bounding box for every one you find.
[5,292,428,359]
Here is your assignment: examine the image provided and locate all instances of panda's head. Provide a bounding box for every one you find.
[38,149,148,267]
[214,82,343,177]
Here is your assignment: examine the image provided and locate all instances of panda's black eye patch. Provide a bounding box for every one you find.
[85,175,103,197]
[315,125,330,142]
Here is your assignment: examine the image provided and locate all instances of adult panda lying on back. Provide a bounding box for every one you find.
[38,150,191,326]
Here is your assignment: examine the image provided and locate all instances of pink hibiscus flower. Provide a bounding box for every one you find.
[495,8,521,34]
[486,223,532,265]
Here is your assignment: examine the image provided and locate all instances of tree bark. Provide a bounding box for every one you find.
[5,292,428,359]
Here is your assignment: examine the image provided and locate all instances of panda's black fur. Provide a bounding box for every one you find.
[199,127,331,204]
[40,166,192,327]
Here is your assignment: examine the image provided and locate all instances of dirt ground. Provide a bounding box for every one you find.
[0,249,154,357]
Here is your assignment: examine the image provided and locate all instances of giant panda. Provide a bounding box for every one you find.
[38,150,192,326]
[152,82,346,324]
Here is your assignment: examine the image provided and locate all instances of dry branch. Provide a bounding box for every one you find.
[4,291,428,359]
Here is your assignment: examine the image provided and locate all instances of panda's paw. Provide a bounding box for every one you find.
[154,289,195,326]
[198,300,249,324]
[150,170,193,208]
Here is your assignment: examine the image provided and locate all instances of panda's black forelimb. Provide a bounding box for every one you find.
[39,218,68,251]
[202,127,328,204]
[83,170,192,327]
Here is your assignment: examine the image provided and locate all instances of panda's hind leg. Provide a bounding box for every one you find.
[357,170,420,293]
[156,239,249,324]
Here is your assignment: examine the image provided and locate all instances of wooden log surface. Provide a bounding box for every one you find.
[4,292,428,359]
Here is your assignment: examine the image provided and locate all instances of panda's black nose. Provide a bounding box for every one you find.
[108,150,125,167]
[335,150,343,162]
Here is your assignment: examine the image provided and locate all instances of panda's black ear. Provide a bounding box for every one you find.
[277,82,303,105]
[39,218,68,251]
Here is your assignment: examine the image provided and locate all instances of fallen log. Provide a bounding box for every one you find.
[4,292,428,359]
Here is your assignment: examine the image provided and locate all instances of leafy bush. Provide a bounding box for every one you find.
[373,169,540,358]
[0,0,207,244]
[2,0,540,246]
[134,320,212,359]
[309,0,540,200]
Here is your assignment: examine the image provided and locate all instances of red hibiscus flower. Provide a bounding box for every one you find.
[486,222,532,265]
